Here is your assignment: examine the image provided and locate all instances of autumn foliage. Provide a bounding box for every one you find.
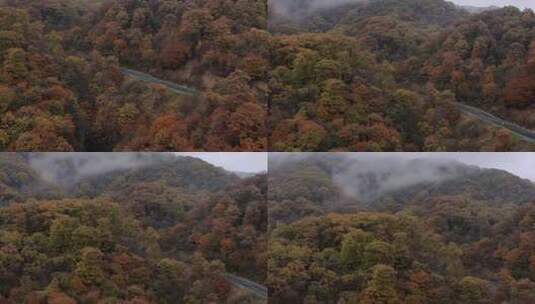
[268,154,535,303]
[0,154,267,303]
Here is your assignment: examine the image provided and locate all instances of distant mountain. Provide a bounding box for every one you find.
[0,154,267,302]
[233,171,260,178]
[0,153,241,204]
[70,155,240,197]
[268,154,535,303]
[270,0,469,33]
[376,167,535,211]
[459,5,500,14]
[269,154,535,222]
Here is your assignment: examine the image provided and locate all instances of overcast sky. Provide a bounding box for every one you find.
[450,0,535,9]
[177,153,267,173]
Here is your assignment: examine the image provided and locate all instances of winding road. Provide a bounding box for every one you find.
[224,273,268,300]
[455,102,535,143]
[121,67,535,143]
[122,67,269,299]
[121,68,198,96]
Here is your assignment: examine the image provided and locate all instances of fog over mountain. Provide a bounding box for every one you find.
[390,152,535,181]
[332,157,470,202]
[269,153,535,203]
[268,154,535,304]
[26,153,266,186]
[270,0,364,17]
[269,0,535,14]
[0,153,267,303]
[29,153,167,185]
[450,0,535,10]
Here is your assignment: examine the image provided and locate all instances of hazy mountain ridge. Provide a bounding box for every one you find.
[269,0,469,33]
[268,0,535,152]
[0,153,267,303]
[268,154,535,303]
[269,154,535,220]
[459,5,500,14]
[0,153,242,204]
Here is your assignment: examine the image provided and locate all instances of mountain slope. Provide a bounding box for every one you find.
[268,0,535,151]
[0,154,61,206]
[269,154,535,223]
[268,154,535,303]
[0,154,267,303]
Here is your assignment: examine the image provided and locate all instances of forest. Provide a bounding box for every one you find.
[0,0,268,151]
[268,154,535,303]
[268,0,535,151]
[0,0,534,151]
[0,153,267,303]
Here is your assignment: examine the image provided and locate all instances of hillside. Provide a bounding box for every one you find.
[0,153,63,206]
[1,0,534,151]
[269,154,535,220]
[459,5,500,14]
[0,0,268,152]
[0,153,267,303]
[268,154,535,303]
[270,0,468,33]
[268,0,535,151]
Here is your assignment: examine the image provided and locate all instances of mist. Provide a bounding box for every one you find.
[450,0,535,10]
[331,156,469,202]
[27,153,267,186]
[269,153,512,203]
[269,0,365,18]
[28,153,167,185]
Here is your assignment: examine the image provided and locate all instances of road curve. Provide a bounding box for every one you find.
[120,68,535,143]
[120,68,198,97]
[455,102,535,143]
[224,273,268,300]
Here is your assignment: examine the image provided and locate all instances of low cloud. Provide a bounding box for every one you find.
[270,153,476,202]
[332,156,469,202]
[269,0,365,18]
[28,153,163,185]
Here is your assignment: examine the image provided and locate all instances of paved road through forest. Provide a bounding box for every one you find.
[122,68,535,143]
[121,68,198,96]
[122,67,268,300]
[224,273,268,300]
[455,102,535,143]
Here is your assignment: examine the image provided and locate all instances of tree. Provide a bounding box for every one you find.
[340,230,373,270]
[3,48,27,81]
[316,79,348,122]
[360,264,400,304]
[75,247,105,286]
[457,276,490,303]
[154,258,189,303]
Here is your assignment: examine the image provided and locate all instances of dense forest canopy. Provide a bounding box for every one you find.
[0,0,534,151]
[0,0,268,152]
[0,153,267,303]
[268,154,535,303]
[268,0,535,151]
